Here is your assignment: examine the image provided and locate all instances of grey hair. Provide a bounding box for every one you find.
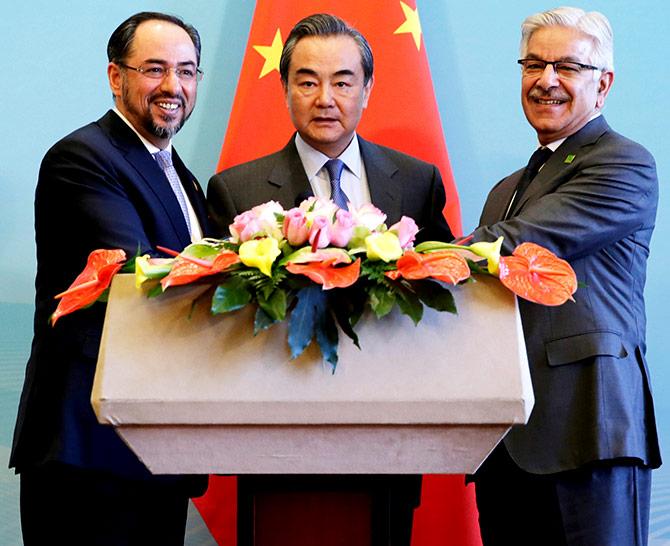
[520,6,614,71]
[279,13,374,85]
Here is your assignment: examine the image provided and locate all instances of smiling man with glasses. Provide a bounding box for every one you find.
[465,7,660,546]
[11,11,210,546]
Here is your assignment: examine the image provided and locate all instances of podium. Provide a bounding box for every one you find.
[92,273,533,544]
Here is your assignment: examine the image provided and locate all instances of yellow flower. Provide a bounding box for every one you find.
[135,254,173,288]
[239,237,281,276]
[469,236,504,275]
[365,232,403,262]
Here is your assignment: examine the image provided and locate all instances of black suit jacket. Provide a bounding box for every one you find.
[472,116,661,474]
[11,110,209,488]
[207,135,453,243]
[207,135,454,510]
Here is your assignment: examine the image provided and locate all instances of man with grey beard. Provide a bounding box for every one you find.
[10,11,209,545]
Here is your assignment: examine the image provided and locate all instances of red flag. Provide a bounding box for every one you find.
[194,1,480,544]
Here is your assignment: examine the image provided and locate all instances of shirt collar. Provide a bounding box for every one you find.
[294,133,362,179]
[112,107,171,155]
[540,112,601,152]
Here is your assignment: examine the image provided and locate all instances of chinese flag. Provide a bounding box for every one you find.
[193,1,480,545]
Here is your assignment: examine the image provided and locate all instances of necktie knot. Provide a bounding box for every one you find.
[154,149,174,169]
[324,158,345,183]
[525,146,553,180]
[324,159,348,210]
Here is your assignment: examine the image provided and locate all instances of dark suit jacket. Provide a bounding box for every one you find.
[207,134,454,510]
[11,110,209,489]
[207,135,453,243]
[472,116,661,474]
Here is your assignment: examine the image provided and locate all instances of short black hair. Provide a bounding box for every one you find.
[107,11,201,66]
[279,13,373,85]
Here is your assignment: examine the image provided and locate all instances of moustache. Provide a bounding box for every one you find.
[528,88,570,102]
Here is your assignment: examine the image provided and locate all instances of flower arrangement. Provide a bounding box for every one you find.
[51,198,577,369]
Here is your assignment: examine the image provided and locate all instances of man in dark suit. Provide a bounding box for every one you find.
[208,13,452,244]
[11,12,209,545]
[469,7,660,545]
[208,13,453,545]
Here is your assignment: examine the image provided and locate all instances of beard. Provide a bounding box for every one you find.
[121,81,194,141]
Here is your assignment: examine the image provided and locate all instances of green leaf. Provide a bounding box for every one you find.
[97,288,111,303]
[414,241,464,253]
[368,284,396,318]
[395,284,424,325]
[211,277,252,314]
[257,288,288,321]
[146,283,164,298]
[410,280,457,314]
[254,306,278,334]
[182,241,222,259]
[288,286,323,359]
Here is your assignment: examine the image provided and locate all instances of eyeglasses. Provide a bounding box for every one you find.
[517,59,601,79]
[119,63,203,82]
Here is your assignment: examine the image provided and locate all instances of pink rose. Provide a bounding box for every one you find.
[308,216,331,249]
[229,210,262,243]
[389,216,419,248]
[283,208,309,246]
[330,210,355,247]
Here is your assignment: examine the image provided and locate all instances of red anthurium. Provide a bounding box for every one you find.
[51,249,126,325]
[388,250,470,285]
[161,250,240,289]
[286,258,361,290]
[498,242,577,306]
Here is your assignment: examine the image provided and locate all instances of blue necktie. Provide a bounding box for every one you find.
[154,150,192,234]
[324,159,349,210]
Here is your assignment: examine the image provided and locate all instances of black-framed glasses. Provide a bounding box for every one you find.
[517,59,601,79]
[119,63,203,82]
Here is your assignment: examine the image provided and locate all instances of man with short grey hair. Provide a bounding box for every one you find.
[469,7,660,545]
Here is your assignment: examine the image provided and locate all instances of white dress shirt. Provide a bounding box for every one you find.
[294,133,372,209]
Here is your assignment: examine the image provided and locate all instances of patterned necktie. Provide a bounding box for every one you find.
[505,146,553,219]
[324,159,349,210]
[154,150,192,234]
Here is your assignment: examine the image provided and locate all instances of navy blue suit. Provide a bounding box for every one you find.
[11,110,209,544]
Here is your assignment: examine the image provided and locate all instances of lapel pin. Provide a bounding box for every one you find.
[564,154,576,164]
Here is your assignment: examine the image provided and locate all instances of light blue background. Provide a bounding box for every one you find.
[1,1,668,544]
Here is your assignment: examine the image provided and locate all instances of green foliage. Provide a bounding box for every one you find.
[211,276,252,314]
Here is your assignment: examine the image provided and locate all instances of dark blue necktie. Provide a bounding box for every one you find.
[324,159,349,210]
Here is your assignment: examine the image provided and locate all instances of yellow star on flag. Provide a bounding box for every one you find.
[394,1,422,51]
[253,28,283,78]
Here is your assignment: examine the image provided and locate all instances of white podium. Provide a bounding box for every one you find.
[92,273,533,475]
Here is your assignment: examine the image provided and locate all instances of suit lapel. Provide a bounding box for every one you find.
[99,111,193,248]
[358,137,402,221]
[510,116,610,217]
[268,137,313,207]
